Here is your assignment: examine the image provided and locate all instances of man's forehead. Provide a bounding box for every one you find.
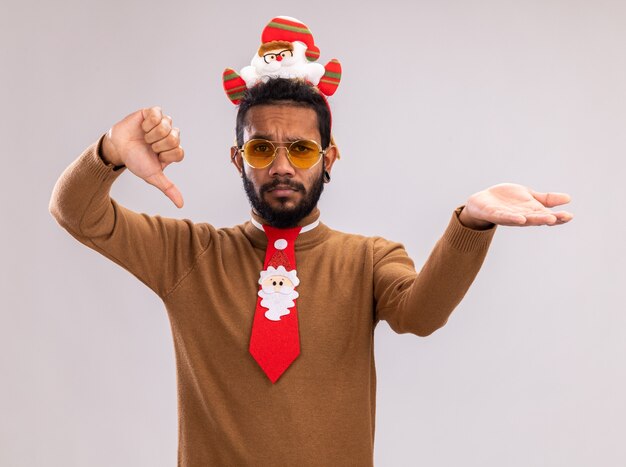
[246,103,317,119]
[244,104,319,135]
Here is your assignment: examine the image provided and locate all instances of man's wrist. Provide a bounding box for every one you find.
[98,134,125,170]
[457,206,494,230]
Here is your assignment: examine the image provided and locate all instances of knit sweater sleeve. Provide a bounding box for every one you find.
[373,208,496,336]
[49,136,212,298]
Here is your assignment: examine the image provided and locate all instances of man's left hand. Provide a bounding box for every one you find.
[458,183,574,230]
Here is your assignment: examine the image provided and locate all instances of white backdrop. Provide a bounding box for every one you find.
[1,0,625,465]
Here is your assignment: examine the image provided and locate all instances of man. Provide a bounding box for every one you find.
[49,78,572,465]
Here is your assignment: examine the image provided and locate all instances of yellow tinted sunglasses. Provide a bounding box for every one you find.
[237,139,325,169]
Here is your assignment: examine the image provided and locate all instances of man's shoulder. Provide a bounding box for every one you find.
[325,224,373,242]
[323,224,405,252]
[312,225,411,271]
[130,214,250,247]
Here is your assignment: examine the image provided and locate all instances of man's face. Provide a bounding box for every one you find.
[233,104,337,228]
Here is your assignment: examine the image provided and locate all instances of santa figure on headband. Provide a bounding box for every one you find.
[223,16,342,104]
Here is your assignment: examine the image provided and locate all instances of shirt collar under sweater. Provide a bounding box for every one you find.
[242,207,330,251]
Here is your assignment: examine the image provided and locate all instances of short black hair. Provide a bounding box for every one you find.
[236,78,331,149]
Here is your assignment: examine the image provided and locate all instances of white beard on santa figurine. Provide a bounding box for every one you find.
[240,41,325,87]
[257,265,300,321]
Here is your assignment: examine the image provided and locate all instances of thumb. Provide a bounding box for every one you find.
[145,171,184,208]
[530,189,571,208]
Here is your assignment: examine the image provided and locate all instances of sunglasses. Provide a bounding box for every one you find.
[236,139,326,169]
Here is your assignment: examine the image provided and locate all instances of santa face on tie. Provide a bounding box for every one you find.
[257,265,300,321]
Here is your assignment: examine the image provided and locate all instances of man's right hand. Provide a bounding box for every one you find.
[101,106,185,208]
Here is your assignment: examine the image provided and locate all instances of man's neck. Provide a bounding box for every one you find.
[251,207,320,229]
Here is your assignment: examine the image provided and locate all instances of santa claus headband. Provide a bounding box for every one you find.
[222,16,342,105]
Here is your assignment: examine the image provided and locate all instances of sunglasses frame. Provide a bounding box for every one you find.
[236,139,326,170]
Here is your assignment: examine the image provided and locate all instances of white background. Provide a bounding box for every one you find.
[1,0,625,465]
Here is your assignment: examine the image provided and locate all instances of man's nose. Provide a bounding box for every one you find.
[276,55,283,62]
[268,146,295,176]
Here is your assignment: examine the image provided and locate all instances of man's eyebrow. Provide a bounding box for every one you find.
[248,133,273,141]
[248,133,308,142]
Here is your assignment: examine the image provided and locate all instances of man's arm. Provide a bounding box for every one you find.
[374,184,573,336]
[374,208,495,336]
[49,108,211,297]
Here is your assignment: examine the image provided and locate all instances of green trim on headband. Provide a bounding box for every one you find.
[228,92,245,100]
[267,21,312,35]
[227,84,247,93]
[223,72,240,81]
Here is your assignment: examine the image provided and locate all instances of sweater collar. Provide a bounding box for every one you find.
[243,207,329,251]
[250,217,320,234]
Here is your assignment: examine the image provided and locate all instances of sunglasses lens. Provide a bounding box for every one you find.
[243,140,275,168]
[288,140,322,168]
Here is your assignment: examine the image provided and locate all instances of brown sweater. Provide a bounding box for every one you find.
[49,138,496,466]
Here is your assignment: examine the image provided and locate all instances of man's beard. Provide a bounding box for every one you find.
[242,166,324,229]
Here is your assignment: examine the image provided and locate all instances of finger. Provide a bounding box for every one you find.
[141,107,163,133]
[152,128,181,154]
[548,217,569,226]
[552,210,574,223]
[161,115,173,133]
[490,209,527,225]
[145,171,184,208]
[158,145,184,164]
[145,119,173,144]
[520,212,558,226]
[530,190,571,208]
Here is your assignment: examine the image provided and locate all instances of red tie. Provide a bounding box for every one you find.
[249,225,302,383]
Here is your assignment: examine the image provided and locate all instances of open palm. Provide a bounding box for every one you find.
[464,183,573,227]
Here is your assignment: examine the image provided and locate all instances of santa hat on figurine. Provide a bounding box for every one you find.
[222,16,342,104]
[261,16,321,62]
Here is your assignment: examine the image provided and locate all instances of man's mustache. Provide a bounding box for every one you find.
[260,178,306,195]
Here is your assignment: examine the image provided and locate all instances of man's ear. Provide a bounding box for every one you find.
[323,144,338,176]
[230,146,244,176]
